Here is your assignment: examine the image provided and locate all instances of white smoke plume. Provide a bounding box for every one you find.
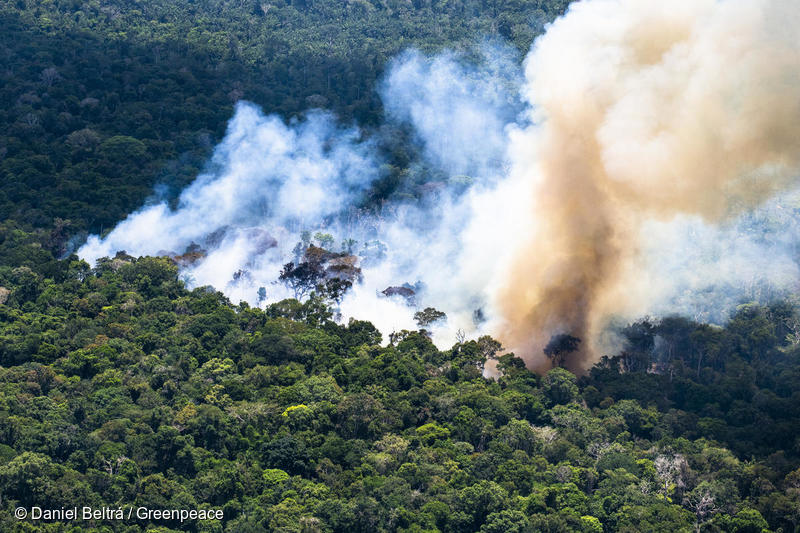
[381,44,523,179]
[82,104,378,255]
[80,104,380,304]
[81,0,800,371]
[80,48,523,341]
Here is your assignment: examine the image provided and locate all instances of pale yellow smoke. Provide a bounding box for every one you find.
[493,0,800,371]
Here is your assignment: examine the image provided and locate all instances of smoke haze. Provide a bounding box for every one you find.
[494,0,800,370]
[381,45,523,179]
[80,0,800,372]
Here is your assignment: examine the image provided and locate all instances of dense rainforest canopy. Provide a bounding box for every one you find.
[0,0,568,236]
[1,0,799,532]
[1,247,799,532]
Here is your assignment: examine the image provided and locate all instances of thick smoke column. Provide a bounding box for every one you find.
[79,0,800,373]
[497,0,800,370]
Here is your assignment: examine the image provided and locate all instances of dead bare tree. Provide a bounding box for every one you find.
[685,488,719,532]
[655,453,688,502]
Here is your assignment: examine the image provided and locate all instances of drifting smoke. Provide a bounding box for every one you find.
[80,0,800,372]
[496,0,800,370]
[80,47,523,341]
[381,45,524,179]
[80,106,380,304]
[637,203,800,325]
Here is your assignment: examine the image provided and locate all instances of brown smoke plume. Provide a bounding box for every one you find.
[493,0,800,372]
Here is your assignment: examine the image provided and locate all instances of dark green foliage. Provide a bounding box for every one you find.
[0,0,570,235]
[0,258,796,531]
[414,306,447,328]
[544,333,581,368]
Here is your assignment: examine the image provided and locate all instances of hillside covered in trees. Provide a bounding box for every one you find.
[2,0,800,532]
[0,251,799,532]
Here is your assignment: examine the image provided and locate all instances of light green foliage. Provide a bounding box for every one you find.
[415,422,451,444]
[580,515,603,533]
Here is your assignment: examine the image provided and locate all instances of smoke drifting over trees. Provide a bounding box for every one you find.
[495,0,800,370]
[81,0,800,371]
